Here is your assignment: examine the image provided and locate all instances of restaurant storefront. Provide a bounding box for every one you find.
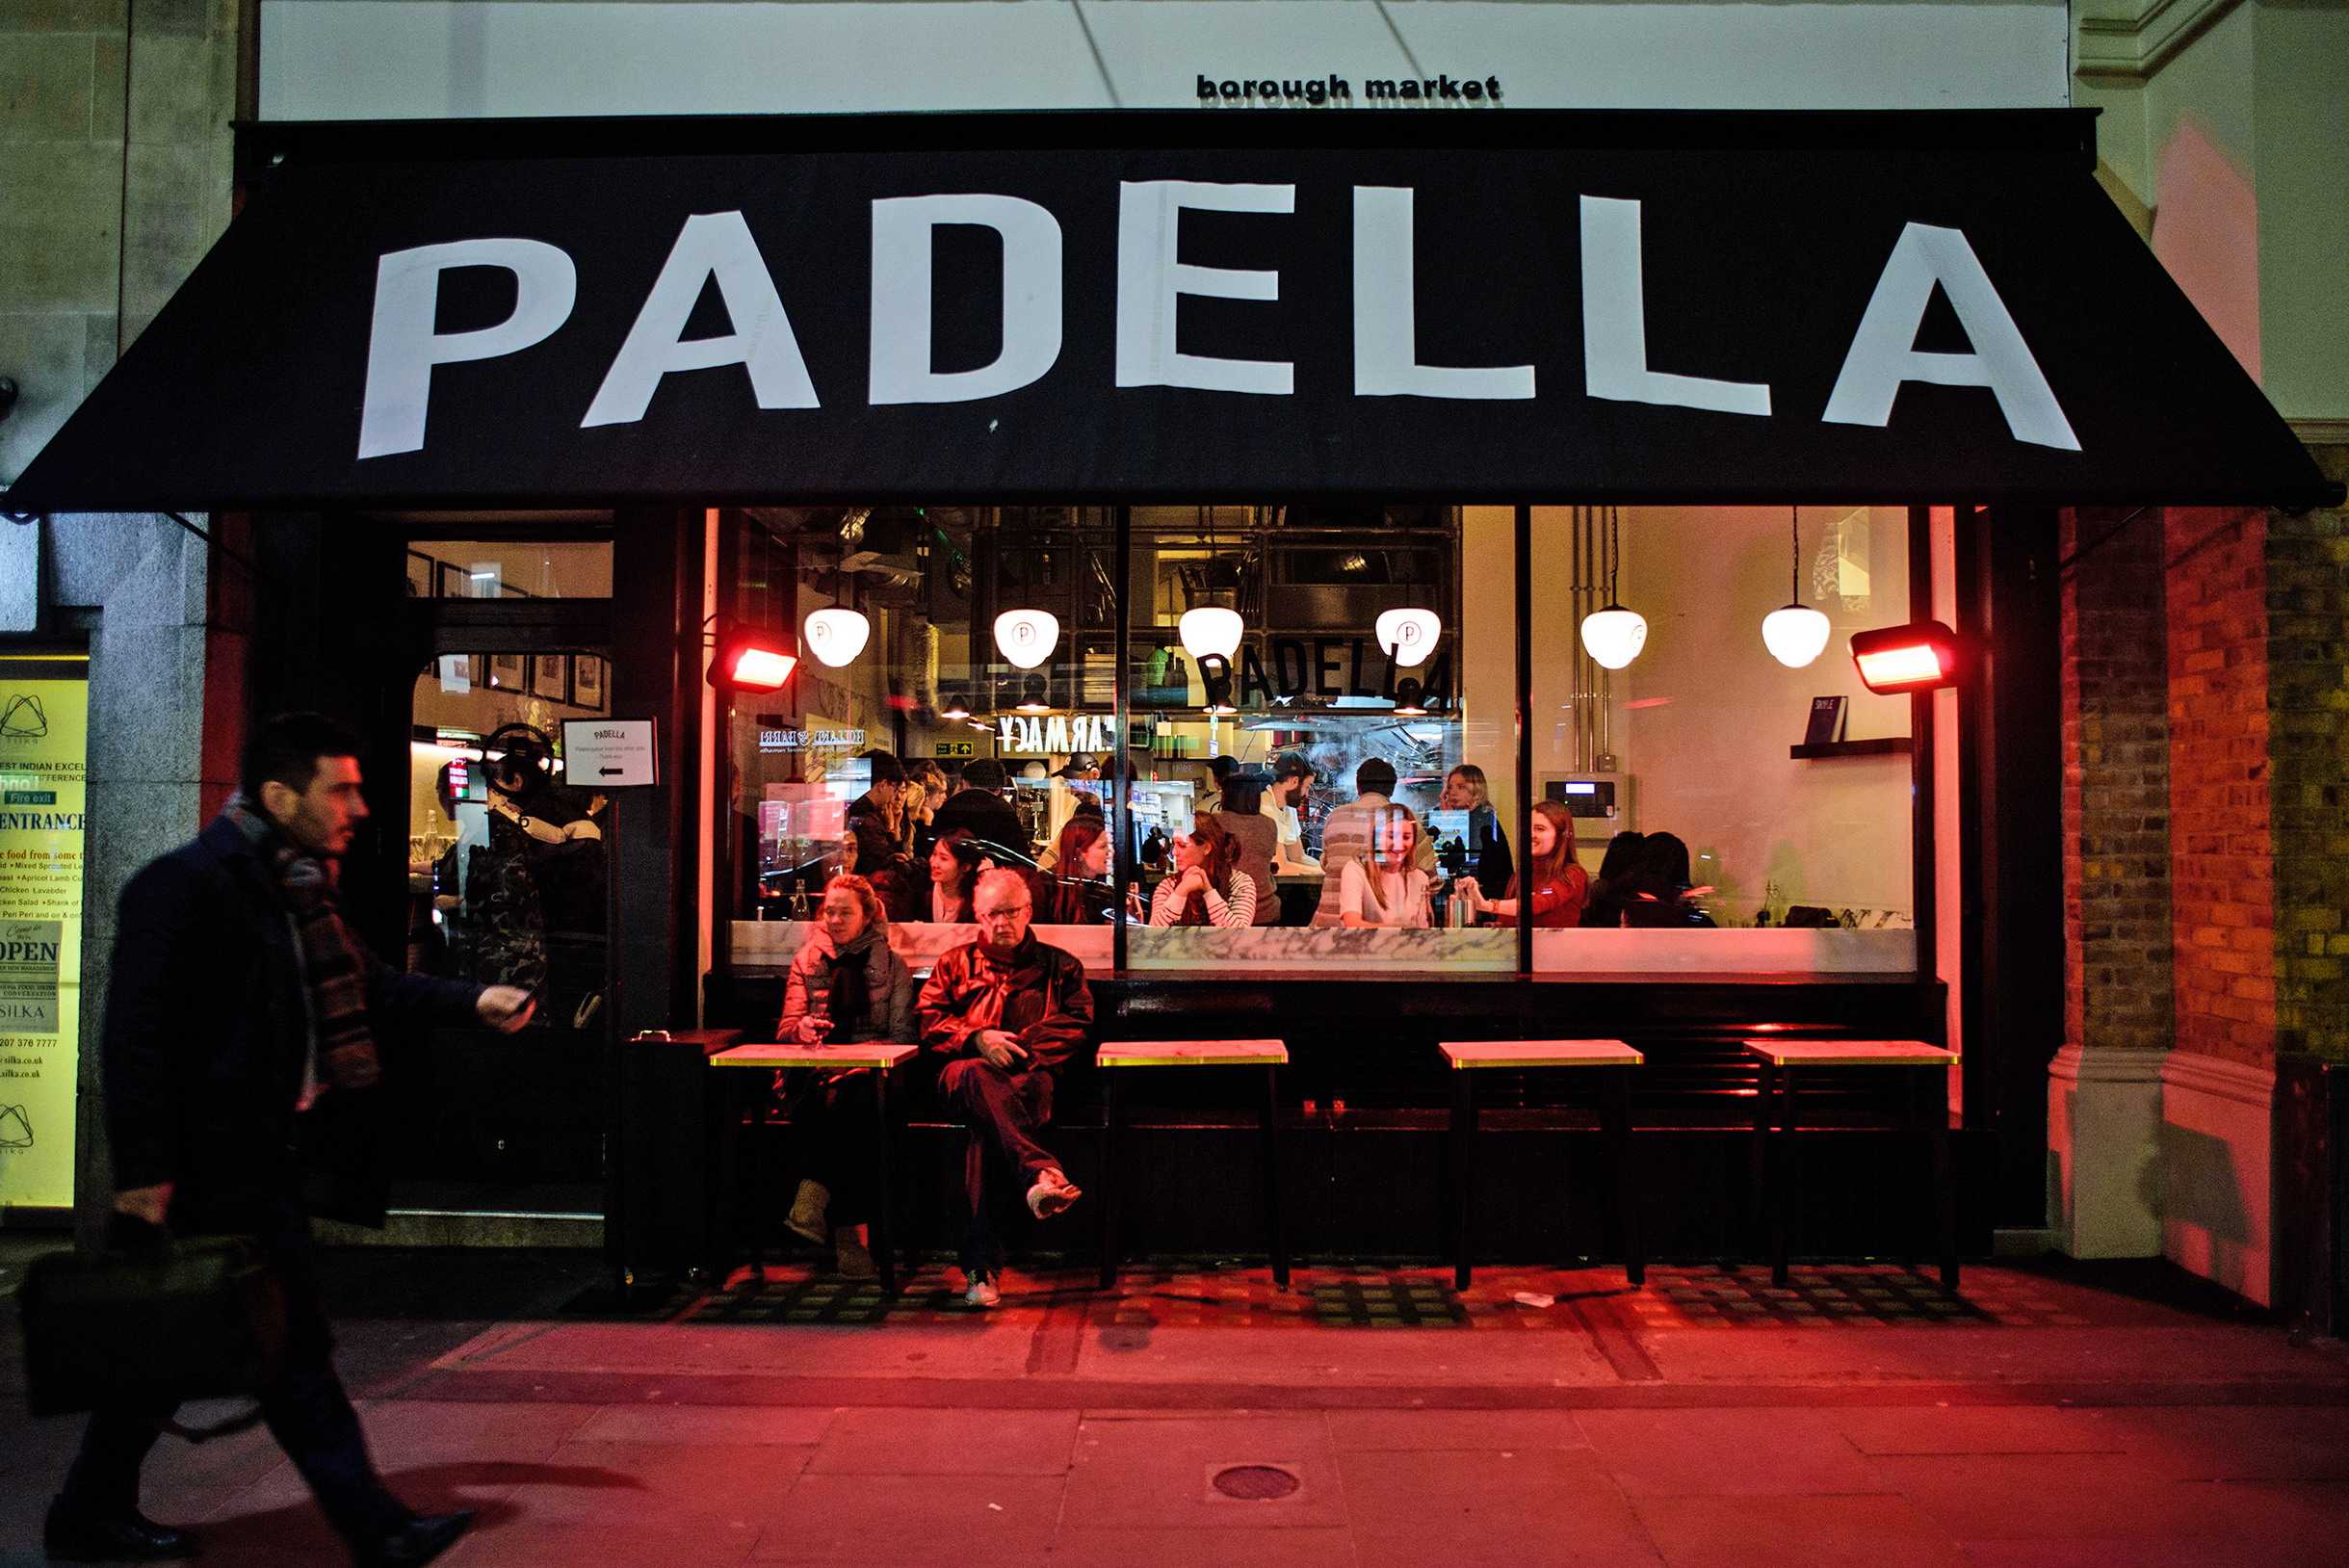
[8,105,2334,1285]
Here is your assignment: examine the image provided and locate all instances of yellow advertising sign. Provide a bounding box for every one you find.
[0,669,89,1211]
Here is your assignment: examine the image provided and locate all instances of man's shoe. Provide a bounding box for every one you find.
[963,1271,1002,1309]
[355,1510,475,1568]
[785,1179,831,1245]
[43,1507,197,1561]
[1026,1167,1081,1218]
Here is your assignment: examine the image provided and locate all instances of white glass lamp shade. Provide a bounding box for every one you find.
[802,607,871,667]
[1178,606,1245,661]
[1579,605,1648,670]
[1761,604,1833,668]
[993,609,1060,669]
[1375,608,1442,668]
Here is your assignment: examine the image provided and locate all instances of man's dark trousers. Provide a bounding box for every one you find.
[938,1058,1056,1275]
[55,1183,407,1545]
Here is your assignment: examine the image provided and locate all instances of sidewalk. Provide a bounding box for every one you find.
[5,1247,2347,1566]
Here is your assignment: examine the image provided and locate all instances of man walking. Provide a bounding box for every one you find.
[916,869,1089,1307]
[47,715,534,1566]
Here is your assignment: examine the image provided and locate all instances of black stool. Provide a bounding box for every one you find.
[1443,1040,1645,1291]
[1743,1038,1960,1291]
[1096,1039,1290,1290]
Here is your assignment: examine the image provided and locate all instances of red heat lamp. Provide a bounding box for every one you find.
[1849,621,1961,695]
[710,633,798,693]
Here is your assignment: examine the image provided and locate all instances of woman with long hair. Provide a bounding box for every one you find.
[1617,830,1718,928]
[1339,804,1433,928]
[773,873,916,1276]
[1150,813,1260,927]
[1579,830,1649,928]
[923,828,987,923]
[1456,798,1586,927]
[903,758,949,860]
[1038,815,1118,925]
[1439,763,1514,900]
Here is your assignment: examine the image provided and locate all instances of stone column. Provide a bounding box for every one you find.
[2051,506,2173,1256]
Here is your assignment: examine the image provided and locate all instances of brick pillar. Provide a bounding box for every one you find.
[2162,505,2278,1302]
[2050,508,2173,1256]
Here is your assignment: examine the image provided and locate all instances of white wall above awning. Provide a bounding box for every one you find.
[258,0,2072,119]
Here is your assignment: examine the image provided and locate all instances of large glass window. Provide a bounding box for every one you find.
[720,504,1918,980]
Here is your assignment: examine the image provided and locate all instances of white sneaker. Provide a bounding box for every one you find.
[1026,1168,1082,1218]
[963,1272,1002,1309]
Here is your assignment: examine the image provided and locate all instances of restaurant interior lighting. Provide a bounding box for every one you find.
[1392,676,1429,717]
[802,607,871,667]
[1374,608,1441,668]
[1579,606,1648,669]
[1849,620,1962,693]
[1179,607,1245,662]
[1197,653,1239,716]
[994,609,1059,669]
[1014,673,1052,713]
[1762,508,1832,667]
[938,689,972,722]
[710,632,797,693]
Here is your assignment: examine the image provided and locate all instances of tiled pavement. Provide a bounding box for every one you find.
[3,1250,2346,1566]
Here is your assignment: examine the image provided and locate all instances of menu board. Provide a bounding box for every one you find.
[0,670,88,1210]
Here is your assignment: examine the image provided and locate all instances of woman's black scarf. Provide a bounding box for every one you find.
[823,933,875,1032]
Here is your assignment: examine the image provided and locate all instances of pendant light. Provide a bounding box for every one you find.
[1762,507,1833,668]
[1179,607,1244,662]
[1579,506,1648,670]
[1375,608,1441,668]
[803,606,871,667]
[993,609,1059,669]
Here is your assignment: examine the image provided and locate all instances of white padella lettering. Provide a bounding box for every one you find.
[1115,179,1294,395]
[869,194,1063,405]
[582,211,819,428]
[1579,195,1770,417]
[1822,222,2079,451]
[1352,187,1534,400]
[357,238,576,458]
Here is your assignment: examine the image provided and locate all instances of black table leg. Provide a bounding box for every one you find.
[871,1066,897,1297]
[1747,1058,1774,1272]
[1261,1063,1289,1290]
[1927,1065,1959,1292]
[1772,1067,1800,1289]
[1098,1069,1121,1292]
[1605,1064,1644,1288]
[1452,1069,1476,1292]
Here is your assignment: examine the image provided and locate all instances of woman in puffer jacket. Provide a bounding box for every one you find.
[775,873,916,1276]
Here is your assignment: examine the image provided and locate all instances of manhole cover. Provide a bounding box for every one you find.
[1213,1465,1301,1501]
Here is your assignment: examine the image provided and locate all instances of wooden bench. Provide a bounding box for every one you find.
[1742,1038,1960,1291]
[1095,1039,1291,1290]
[1441,1041,1645,1291]
[709,1040,920,1294]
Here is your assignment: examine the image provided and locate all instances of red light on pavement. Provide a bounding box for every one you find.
[1848,621,1961,694]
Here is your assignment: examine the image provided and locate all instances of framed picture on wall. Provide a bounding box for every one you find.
[571,655,605,712]
[532,654,570,703]
[485,652,526,691]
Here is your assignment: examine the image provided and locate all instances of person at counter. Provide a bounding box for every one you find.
[930,757,1031,859]
[1456,799,1586,928]
[1579,831,1649,928]
[774,874,916,1278]
[917,869,1091,1308]
[1264,752,1319,875]
[923,829,987,923]
[1339,805,1434,928]
[1439,764,1514,901]
[846,751,917,916]
[1313,758,1435,926]
[1151,816,1261,928]
[1038,816,1119,925]
[1211,770,1282,926]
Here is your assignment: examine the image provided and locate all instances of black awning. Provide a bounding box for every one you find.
[8,110,2337,512]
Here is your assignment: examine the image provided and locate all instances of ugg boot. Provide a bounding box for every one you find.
[785,1179,830,1245]
[833,1224,878,1279]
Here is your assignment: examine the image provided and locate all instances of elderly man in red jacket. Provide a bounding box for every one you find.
[917,868,1091,1307]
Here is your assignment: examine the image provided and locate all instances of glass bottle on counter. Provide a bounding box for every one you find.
[789,877,811,921]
